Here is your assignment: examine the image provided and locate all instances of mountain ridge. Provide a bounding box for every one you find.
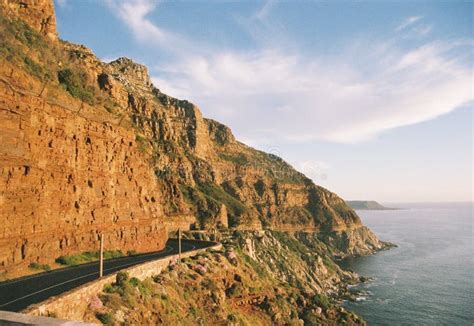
[0,0,388,279]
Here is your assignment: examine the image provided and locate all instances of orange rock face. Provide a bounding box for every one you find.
[0,63,167,274]
[0,0,58,40]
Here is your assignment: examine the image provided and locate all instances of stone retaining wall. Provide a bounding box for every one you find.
[24,242,222,322]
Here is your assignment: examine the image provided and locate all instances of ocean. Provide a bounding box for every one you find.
[340,202,473,325]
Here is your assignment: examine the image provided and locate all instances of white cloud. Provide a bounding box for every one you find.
[414,25,433,36]
[292,160,330,182]
[152,44,472,144]
[254,0,276,21]
[108,1,473,144]
[395,15,423,32]
[106,0,199,56]
[395,16,433,38]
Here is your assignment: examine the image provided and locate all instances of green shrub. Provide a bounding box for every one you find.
[178,185,194,204]
[0,42,17,62]
[103,284,116,294]
[103,250,125,260]
[239,251,267,278]
[301,309,319,325]
[55,253,90,266]
[137,278,153,297]
[312,293,330,309]
[57,68,95,103]
[135,134,148,153]
[103,275,137,302]
[225,283,244,297]
[100,98,120,115]
[55,250,124,266]
[28,262,51,272]
[218,152,248,165]
[127,277,153,297]
[322,256,337,273]
[116,271,129,286]
[129,277,140,287]
[188,306,198,317]
[9,18,46,49]
[196,182,247,217]
[96,312,114,325]
[23,56,49,81]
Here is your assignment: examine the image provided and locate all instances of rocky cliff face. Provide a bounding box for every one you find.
[0,0,387,276]
[0,7,167,275]
[95,57,365,234]
[0,0,57,40]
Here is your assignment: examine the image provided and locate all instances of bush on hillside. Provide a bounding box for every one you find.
[57,68,95,104]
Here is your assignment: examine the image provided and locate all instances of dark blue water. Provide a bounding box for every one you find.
[341,203,473,325]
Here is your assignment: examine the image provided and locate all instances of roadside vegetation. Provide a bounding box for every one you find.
[85,232,365,325]
[55,250,126,266]
[28,262,51,272]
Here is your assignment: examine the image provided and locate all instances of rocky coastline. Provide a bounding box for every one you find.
[78,230,394,325]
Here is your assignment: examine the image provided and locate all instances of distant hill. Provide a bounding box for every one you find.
[346,201,397,210]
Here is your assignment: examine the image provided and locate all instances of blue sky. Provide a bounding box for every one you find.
[54,0,473,202]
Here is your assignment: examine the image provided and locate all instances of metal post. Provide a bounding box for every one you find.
[99,233,104,278]
[178,228,182,263]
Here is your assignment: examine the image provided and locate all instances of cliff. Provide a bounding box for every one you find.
[0,0,57,40]
[0,0,387,276]
[0,1,167,276]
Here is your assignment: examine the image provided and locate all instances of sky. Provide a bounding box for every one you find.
[54,0,473,203]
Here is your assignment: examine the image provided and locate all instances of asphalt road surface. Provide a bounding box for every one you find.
[0,239,216,312]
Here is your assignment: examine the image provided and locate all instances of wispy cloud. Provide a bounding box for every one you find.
[395,15,432,38]
[292,160,330,182]
[414,25,433,36]
[106,0,199,56]
[254,0,276,21]
[395,15,423,32]
[107,1,473,144]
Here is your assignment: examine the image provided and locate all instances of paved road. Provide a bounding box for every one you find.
[0,239,216,312]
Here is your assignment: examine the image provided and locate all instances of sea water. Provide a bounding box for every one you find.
[340,203,473,325]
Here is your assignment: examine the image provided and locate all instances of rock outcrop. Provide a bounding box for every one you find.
[0,0,388,276]
[0,0,57,40]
